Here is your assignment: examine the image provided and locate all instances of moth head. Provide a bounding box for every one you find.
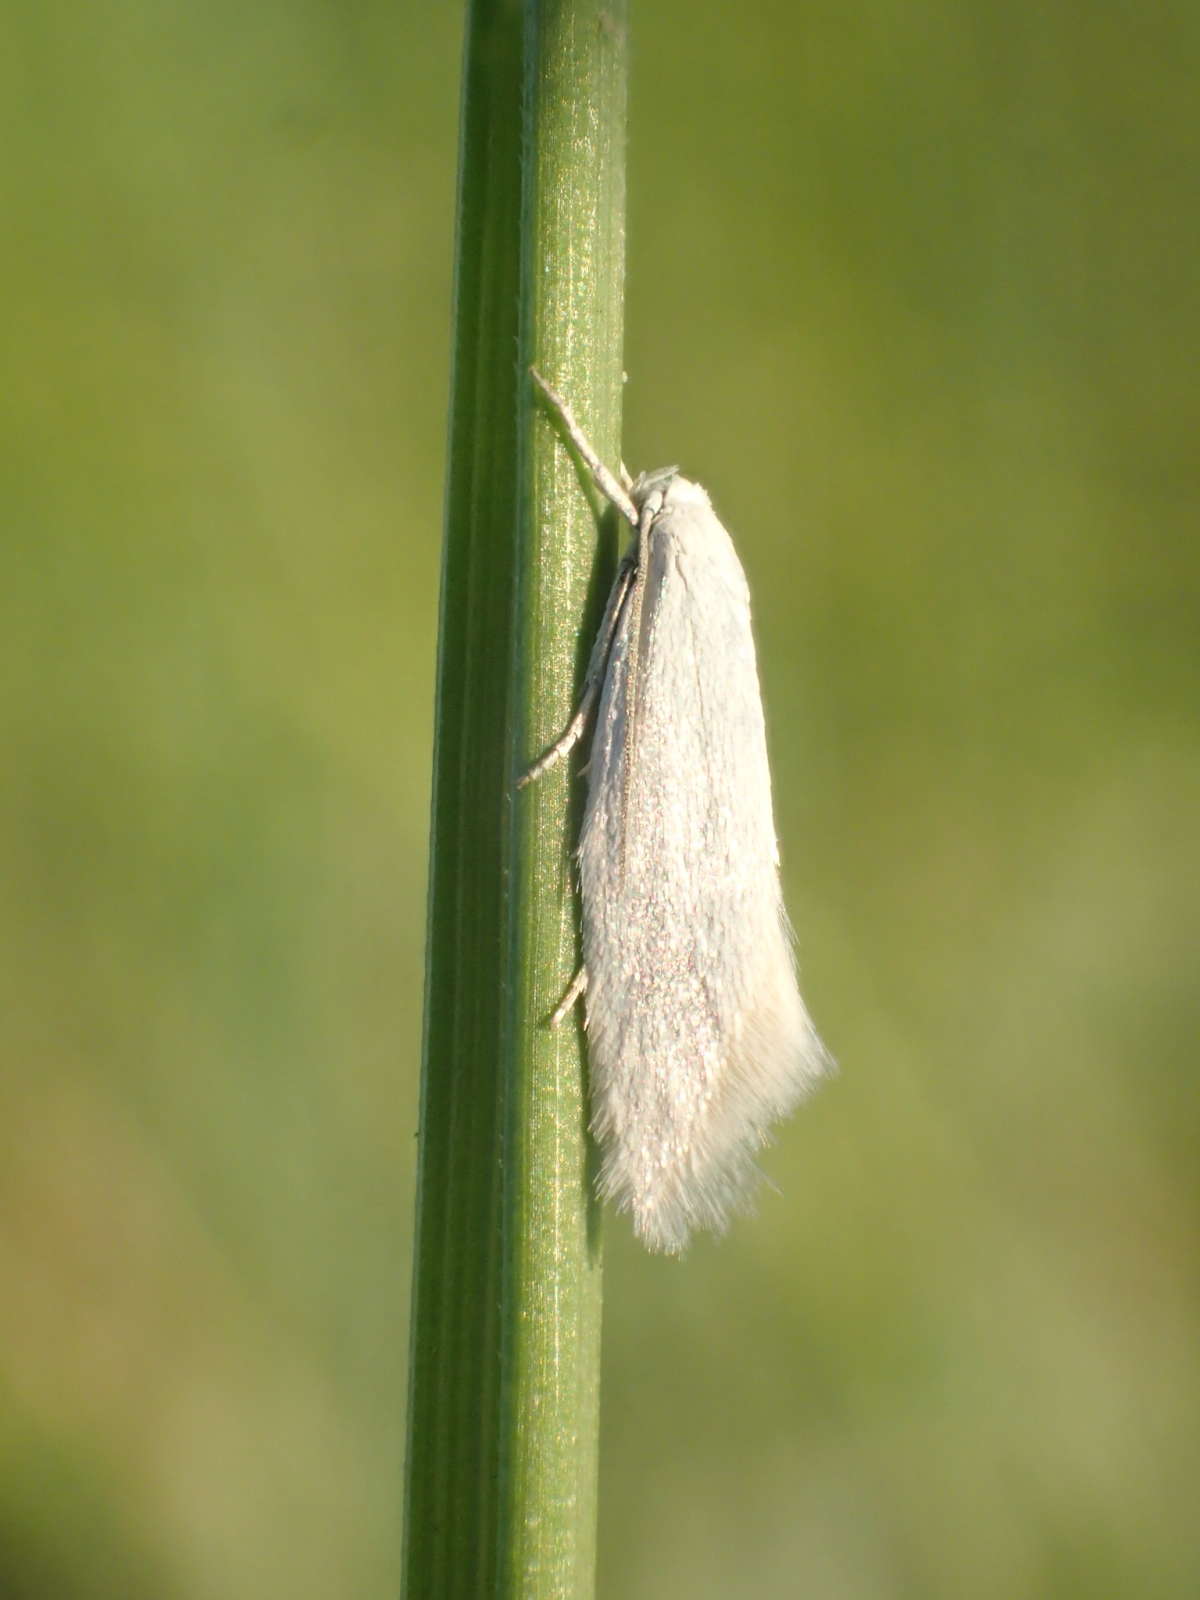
[630,467,711,519]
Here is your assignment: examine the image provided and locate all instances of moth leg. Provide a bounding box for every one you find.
[519,694,595,786]
[550,964,588,1028]
[530,367,638,528]
[518,556,636,787]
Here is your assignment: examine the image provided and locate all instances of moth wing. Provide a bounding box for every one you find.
[579,489,828,1253]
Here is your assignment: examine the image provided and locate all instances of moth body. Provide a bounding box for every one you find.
[526,371,831,1254]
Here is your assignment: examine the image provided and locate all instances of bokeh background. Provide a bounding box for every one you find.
[4,3,1198,1596]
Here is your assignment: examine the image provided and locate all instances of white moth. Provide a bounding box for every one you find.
[522,369,831,1254]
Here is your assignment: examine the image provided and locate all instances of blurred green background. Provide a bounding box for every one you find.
[4,3,1197,1596]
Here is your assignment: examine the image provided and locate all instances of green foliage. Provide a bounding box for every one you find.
[2,3,1198,1598]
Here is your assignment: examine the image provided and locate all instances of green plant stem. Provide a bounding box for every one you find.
[403,2,627,1596]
